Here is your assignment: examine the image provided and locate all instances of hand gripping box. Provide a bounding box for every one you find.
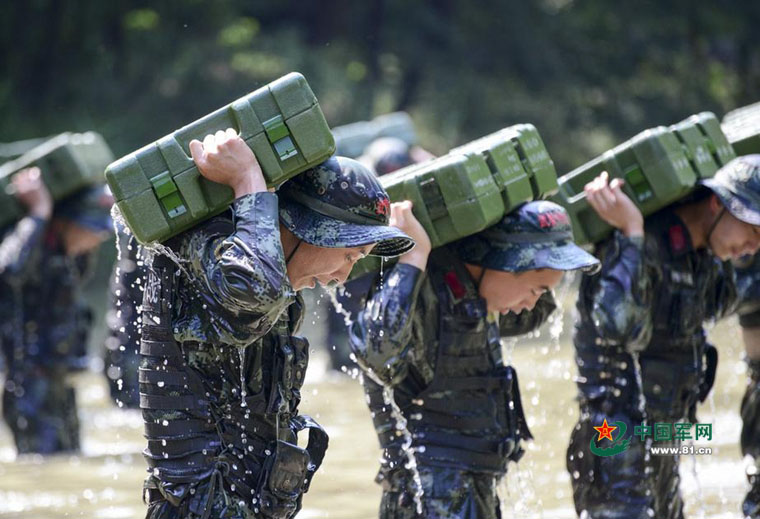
[551,114,734,245]
[105,72,335,244]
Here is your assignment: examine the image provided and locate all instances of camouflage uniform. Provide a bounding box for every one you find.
[350,202,597,519]
[0,215,91,454]
[567,205,736,519]
[733,253,760,518]
[104,226,144,409]
[327,139,417,372]
[141,157,413,519]
[141,194,326,519]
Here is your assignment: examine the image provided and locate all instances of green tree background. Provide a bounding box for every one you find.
[1,0,759,174]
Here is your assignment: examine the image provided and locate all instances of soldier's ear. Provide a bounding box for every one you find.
[708,194,723,215]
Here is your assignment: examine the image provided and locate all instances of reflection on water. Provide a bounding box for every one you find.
[0,298,750,519]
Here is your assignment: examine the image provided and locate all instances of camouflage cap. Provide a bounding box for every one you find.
[55,184,114,233]
[454,200,600,273]
[278,156,415,257]
[700,155,760,226]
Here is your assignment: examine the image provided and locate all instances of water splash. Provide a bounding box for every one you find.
[630,352,653,477]
[363,371,425,516]
[326,267,425,516]
[687,436,707,519]
[238,347,247,408]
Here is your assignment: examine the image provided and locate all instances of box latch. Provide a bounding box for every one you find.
[151,171,187,218]
[263,115,298,161]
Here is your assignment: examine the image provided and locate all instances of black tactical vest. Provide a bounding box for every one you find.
[367,250,532,477]
[140,244,328,518]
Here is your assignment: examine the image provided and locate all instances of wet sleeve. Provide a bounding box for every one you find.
[193,192,293,316]
[704,258,738,322]
[733,255,760,327]
[0,216,47,282]
[499,291,557,337]
[349,263,426,386]
[589,232,652,346]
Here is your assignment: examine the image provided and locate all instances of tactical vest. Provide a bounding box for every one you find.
[575,208,719,421]
[367,250,532,478]
[139,235,328,518]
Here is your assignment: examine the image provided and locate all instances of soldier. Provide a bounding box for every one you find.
[326,136,435,372]
[349,199,599,518]
[0,167,113,454]
[103,226,144,409]
[566,156,760,519]
[140,129,414,519]
[733,253,760,518]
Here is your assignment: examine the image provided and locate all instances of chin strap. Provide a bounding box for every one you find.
[286,239,303,265]
[476,266,487,288]
[705,208,726,250]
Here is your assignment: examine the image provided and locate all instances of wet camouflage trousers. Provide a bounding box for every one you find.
[145,484,258,519]
[379,467,501,519]
[567,406,683,519]
[2,364,80,454]
[742,359,760,518]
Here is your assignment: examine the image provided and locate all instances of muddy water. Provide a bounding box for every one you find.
[0,290,749,519]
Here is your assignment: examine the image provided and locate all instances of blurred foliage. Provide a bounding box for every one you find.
[1,0,759,173]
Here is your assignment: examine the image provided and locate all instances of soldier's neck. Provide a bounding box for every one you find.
[280,225,300,259]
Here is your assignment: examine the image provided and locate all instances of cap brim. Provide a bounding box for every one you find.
[700,179,760,226]
[474,239,600,274]
[279,199,415,257]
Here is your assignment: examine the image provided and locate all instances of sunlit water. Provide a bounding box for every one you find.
[0,288,749,518]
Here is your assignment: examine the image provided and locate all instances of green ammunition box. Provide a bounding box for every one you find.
[333,112,417,158]
[0,136,52,165]
[0,132,113,229]
[499,124,559,199]
[551,117,737,245]
[670,112,736,179]
[349,152,505,278]
[105,72,335,244]
[723,102,760,156]
[452,126,550,212]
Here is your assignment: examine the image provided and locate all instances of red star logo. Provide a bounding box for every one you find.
[375,198,390,217]
[593,419,617,442]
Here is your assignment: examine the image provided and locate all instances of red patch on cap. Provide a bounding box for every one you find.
[375,198,390,217]
[444,271,466,299]
[538,211,570,229]
[669,225,686,253]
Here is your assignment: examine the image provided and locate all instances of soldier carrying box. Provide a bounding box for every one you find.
[139,129,415,519]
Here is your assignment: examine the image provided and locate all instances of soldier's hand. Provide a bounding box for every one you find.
[391,200,431,271]
[585,171,644,237]
[189,128,267,198]
[11,167,53,219]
